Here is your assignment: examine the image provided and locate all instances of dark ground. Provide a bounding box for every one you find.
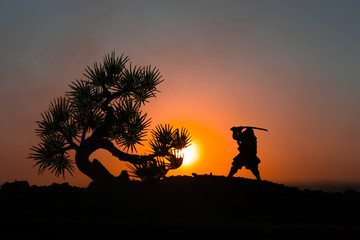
[1,175,360,238]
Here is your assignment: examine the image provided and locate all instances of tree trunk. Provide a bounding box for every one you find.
[75,143,115,183]
[75,137,154,183]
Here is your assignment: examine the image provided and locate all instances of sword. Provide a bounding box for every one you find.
[233,126,268,132]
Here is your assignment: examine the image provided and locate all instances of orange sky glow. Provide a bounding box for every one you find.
[1,1,360,187]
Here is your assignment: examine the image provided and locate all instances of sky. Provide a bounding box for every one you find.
[1,0,360,187]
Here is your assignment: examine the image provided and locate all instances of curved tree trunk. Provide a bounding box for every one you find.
[75,141,114,183]
[75,137,154,183]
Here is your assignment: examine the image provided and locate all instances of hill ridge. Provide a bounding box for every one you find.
[1,175,360,235]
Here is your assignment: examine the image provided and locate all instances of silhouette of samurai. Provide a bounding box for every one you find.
[228,127,261,180]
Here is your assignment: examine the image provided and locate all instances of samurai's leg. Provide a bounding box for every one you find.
[227,166,239,177]
[250,167,261,181]
[228,154,243,177]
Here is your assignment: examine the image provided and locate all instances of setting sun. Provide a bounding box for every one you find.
[182,142,199,166]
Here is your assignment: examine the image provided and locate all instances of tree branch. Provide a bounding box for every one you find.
[63,145,75,152]
[81,127,88,143]
[98,138,155,164]
[58,129,78,150]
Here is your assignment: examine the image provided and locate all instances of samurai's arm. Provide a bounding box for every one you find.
[232,129,243,141]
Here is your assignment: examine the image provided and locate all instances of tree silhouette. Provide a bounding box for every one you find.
[29,52,191,183]
[127,124,191,181]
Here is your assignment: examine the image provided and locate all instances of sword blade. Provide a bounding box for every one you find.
[241,126,268,132]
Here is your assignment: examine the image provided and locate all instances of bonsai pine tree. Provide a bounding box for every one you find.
[29,52,191,183]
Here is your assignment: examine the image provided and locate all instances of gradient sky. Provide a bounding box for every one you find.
[1,0,360,187]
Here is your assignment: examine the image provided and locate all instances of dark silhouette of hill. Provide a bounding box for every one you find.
[1,175,360,237]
